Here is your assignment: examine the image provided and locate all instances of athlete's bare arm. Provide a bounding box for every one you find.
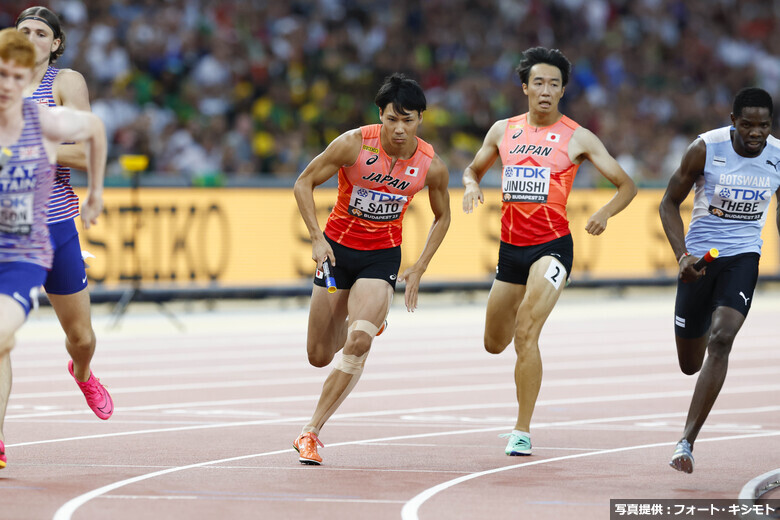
[659,138,707,281]
[399,155,451,311]
[37,105,107,228]
[568,127,637,235]
[772,184,780,243]
[52,68,90,171]
[462,119,507,213]
[293,129,362,268]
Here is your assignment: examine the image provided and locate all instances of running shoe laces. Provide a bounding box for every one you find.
[294,432,324,465]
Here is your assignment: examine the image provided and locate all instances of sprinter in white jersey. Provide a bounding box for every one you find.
[16,6,113,420]
[659,87,780,474]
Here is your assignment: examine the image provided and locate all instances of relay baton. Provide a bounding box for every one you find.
[692,248,719,270]
[322,259,337,293]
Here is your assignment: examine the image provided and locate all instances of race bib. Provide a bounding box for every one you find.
[348,186,408,221]
[708,184,771,221]
[0,192,34,235]
[502,165,550,202]
[544,257,566,290]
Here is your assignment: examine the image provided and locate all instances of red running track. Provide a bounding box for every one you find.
[2,287,780,520]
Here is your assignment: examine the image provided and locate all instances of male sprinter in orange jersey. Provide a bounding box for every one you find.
[463,47,637,456]
[292,73,450,465]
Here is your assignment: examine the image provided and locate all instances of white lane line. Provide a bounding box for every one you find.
[50,426,504,520]
[10,391,780,449]
[101,495,406,504]
[13,462,472,475]
[305,498,406,504]
[0,377,760,421]
[9,362,780,408]
[103,495,198,500]
[400,430,780,520]
[51,417,780,520]
[7,416,309,449]
[13,344,780,383]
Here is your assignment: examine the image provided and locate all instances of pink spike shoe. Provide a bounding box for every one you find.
[68,360,114,420]
[1,439,6,469]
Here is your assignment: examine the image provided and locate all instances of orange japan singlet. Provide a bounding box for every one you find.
[324,124,433,250]
[498,114,580,246]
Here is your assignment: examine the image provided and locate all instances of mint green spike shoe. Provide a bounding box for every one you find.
[500,431,532,456]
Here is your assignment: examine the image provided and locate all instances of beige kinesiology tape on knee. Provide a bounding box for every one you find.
[348,319,380,338]
[334,352,368,375]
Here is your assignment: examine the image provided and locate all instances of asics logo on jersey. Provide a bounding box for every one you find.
[512,130,523,139]
[739,291,750,305]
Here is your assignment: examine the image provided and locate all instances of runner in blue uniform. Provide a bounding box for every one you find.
[17,6,113,419]
[0,27,106,469]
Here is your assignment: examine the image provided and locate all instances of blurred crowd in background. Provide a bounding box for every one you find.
[1,0,779,186]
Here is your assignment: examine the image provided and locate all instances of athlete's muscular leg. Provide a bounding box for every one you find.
[512,257,566,433]
[675,335,709,375]
[0,296,26,443]
[305,286,350,367]
[48,290,96,382]
[681,306,744,445]
[484,280,526,354]
[303,279,392,434]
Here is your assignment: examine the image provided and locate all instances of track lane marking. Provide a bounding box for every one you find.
[400,430,780,520]
[50,410,780,520]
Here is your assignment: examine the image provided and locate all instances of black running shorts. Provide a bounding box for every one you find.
[313,234,402,290]
[674,252,759,339]
[496,234,574,285]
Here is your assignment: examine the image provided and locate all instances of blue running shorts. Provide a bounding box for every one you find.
[0,262,48,316]
[44,219,88,295]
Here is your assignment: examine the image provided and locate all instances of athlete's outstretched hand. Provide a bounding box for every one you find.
[462,183,484,214]
[398,264,425,312]
[80,193,103,229]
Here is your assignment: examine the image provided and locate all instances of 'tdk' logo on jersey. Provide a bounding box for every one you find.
[709,184,771,221]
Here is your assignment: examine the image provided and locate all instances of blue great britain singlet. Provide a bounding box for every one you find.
[686,126,780,257]
[0,99,56,268]
[27,66,79,223]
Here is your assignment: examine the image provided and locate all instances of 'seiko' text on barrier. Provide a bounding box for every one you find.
[75,188,780,288]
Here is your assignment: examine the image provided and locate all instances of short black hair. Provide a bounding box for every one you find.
[16,6,65,64]
[374,73,426,116]
[516,47,571,87]
[733,87,773,118]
